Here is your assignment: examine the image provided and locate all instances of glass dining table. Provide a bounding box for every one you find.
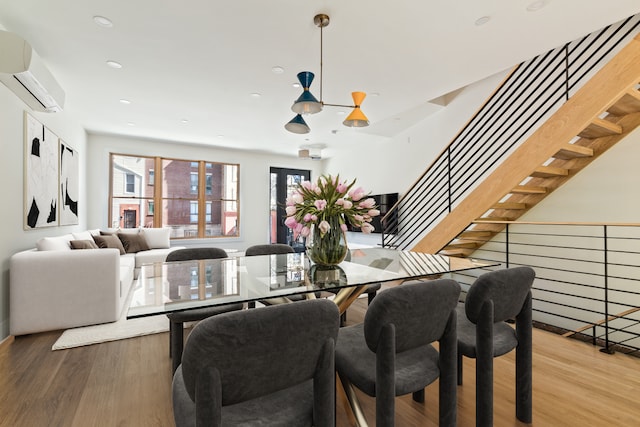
[127,247,496,320]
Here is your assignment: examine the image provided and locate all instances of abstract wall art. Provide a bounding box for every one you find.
[59,140,79,225]
[24,112,59,229]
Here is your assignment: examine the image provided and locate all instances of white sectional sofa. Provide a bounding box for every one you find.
[10,227,184,336]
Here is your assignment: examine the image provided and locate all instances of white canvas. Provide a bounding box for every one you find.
[59,139,79,225]
[24,112,59,228]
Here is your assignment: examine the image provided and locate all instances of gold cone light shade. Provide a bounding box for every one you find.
[343,92,369,127]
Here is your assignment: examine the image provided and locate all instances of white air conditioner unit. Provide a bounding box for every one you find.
[0,30,65,113]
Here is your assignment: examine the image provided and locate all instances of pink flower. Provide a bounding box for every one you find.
[349,187,366,201]
[318,220,330,234]
[342,200,353,209]
[361,223,375,234]
[300,226,311,237]
[303,213,313,222]
[292,193,303,204]
[301,181,312,190]
[314,199,327,210]
[285,206,297,216]
[353,214,364,222]
[340,223,348,232]
[311,215,318,221]
[359,198,376,209]
[335,199,344,206]
[285,196,295,206]
[337,182,347,193]
[368,209,380,217]
[284,216,298,229]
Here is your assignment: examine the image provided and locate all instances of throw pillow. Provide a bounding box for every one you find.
[141,228,171,249]
[36,235,73,251]
[93,234,126,255]
[70,239,99,250]
[117,232,150,253]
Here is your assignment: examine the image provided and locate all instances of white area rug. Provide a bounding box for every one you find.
[52,314,169,350]
[52,282,169,350]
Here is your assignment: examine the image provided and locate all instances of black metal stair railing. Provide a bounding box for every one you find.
[381,13,640,250]
[448,221,640,356]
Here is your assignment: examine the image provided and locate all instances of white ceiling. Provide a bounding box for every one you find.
[1,1,639,158]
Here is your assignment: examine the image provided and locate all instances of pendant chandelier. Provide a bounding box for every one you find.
[285,14,370,134]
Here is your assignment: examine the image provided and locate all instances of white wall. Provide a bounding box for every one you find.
[0,84,87,341]
[86,134,323,252]
[323,71,509,196]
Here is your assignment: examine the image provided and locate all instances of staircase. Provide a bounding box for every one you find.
[411,33,640,256]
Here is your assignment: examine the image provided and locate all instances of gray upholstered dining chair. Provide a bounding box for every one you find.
[165,247,244,373]
[172,298,340,427]
[335,279,461,427]
[456,266,535,427]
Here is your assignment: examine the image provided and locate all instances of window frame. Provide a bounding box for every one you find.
[109,153,240,239]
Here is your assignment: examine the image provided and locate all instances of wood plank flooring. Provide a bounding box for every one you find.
[1,299,639,426]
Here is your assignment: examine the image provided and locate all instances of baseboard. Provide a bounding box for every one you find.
[0,335,15,350]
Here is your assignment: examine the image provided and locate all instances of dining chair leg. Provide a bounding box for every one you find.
[412,389,424,403]
[476,301,494,427]
[170,321,184,374]
[457,353,463,385]
[516,294,533,423]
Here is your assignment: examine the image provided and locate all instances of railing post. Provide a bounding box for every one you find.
[505,223,510,268]
[600,225,614,354]
[564,43,570,101]
[447,146,452,213]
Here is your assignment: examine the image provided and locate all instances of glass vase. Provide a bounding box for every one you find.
[306,216,348,266]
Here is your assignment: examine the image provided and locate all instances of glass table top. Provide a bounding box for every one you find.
[127,247,496,319]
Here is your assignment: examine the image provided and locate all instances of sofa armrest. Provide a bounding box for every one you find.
[10,248,121,335]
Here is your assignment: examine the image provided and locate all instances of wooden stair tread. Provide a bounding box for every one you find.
[553,144,594,160]
[531,166,569,178]
[459,230,493,238]
[492,202,527,210]
[510,185,546,194]
[578,117,623,139]
[607,88,640,116]
[445,242,479,249]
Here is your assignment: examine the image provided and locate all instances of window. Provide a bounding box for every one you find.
[110,154,239,238]
[190,201,198,223]
[125,173,135,193]
[190,172,198,194]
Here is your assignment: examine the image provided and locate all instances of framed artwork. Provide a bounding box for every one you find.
[59,140,79,225]
[24,112,59,229]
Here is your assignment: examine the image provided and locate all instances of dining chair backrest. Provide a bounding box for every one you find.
[364,279,461,353]
[464,266,535,324]
[245,244,294,256]
[166,247,228,262]
[180,298,339,406]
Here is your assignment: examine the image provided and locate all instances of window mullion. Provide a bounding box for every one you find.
[198,161,206,238]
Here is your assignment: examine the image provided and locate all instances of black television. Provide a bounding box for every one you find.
[350,192,398,234]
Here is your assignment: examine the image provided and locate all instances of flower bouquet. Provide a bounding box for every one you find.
[284,174,380,265]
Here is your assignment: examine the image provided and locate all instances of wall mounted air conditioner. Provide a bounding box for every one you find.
[0,30,65,113]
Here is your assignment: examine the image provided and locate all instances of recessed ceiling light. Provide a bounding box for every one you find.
[475,16,491,26]
[106,60,122,69]
[181,119,189,124]
[127,122,135,126]
[336,111,346,115]
[272,66,285,74]
[93,15,113,28]
[119,99,131,104]
[250,93,261,98]
[292,82,301,88]
[526,0,549,12]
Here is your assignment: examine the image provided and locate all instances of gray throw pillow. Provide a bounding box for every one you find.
[117,232,150,253]
[70,239,99,250]
[93,234,126,255]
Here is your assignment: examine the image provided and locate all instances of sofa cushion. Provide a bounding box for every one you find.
[142,228,171,249]
[135,247,184,269]
[93,234,126,255]
[36,235,73,251]
[70,239,99,250]
[117,231,150,253]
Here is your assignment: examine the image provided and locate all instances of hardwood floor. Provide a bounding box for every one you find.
[1,299,639,426]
